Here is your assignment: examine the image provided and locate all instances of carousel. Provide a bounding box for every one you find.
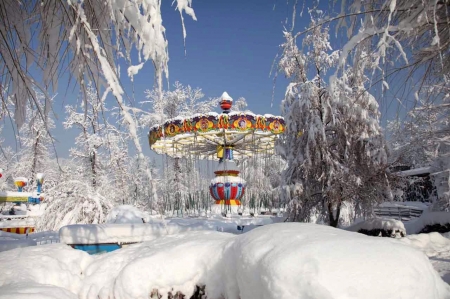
[0,170,45,234]
[148,92,285,214]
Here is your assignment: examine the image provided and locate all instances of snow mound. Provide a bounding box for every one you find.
[220,223,449,299]
[400,232,450,257]
[0,282,78,299]
[405,212,450,234]
[59,222,216,244]
[346,217,406,237]
[0,244,92,295]
[0,239,37,252]
[79,231,233,299]
[105,205,151,224]
[2,223,449,299]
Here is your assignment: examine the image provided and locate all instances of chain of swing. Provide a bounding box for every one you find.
[158,134,213,217]
[156,129,285,217]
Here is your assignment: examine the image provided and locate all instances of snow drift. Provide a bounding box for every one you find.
[1,223,449,299]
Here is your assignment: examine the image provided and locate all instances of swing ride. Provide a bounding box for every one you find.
[148,92,285,214]
[0,170,45,234]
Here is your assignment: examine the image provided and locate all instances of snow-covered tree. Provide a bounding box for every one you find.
[240,154,286,212]
[278,12,390,226]
[0,0,196,129]
[36,177,113,231]
[10,91,59,190]
[64,85,107,189]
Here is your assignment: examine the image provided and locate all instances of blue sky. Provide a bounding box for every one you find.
[4,0,312,158]
[4,0,403,159]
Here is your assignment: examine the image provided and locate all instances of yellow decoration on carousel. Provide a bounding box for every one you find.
[165,123,180,137]
[269,120,284,134]
[233,116,252,131]
[217,145,224,158]
[195,117,214,132]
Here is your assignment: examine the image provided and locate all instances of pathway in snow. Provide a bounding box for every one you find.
[400,232,450,284]
[430,252,450,284]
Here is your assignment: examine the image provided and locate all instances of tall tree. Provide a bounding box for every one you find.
[278,12,390,226]
[64,84,106,189]
[12,91,57,190]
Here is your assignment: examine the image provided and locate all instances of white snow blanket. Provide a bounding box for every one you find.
[405,212,450,234]
[59,222,215,244]
[60,216,278,244]
[400,232,450,284]
[0,239,37,252]
[105,205,152,224]
[1,223,449,299]
[0,243,92,299]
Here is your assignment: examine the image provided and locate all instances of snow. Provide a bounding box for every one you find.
[345,217,406,236]
[400,232,450,257]
[60,216,280,245]
[221,223,450,299]
[0,244,92,297]
[399,232,450,284]
[221,91,233,102]
[0,230,59,245]
[59,222,215,245]
[79,231,232,299]
[405,212,450,235]
[126,63,144,81]
[0,239,37,252]
[2,222,450,298]
[0,282,78,299]
[105,205,151,224]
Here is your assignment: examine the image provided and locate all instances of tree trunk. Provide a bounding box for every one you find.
[91,152,96,188]
[328,201,342,227]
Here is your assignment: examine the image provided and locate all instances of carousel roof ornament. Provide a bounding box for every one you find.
[148,91,286,160]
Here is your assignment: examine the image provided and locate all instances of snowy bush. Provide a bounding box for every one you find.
[36,181,113,231]
[405,212,450,235]
[346,218,406,238]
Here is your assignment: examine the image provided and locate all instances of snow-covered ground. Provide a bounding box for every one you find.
[1,222,450,298]
[400,232,450,284]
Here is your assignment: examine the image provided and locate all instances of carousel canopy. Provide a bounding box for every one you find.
[148,92,285,160]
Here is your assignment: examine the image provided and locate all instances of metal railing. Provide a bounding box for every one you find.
[373,206,423,221]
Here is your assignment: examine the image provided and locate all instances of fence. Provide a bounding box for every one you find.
[373,206,423,221]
